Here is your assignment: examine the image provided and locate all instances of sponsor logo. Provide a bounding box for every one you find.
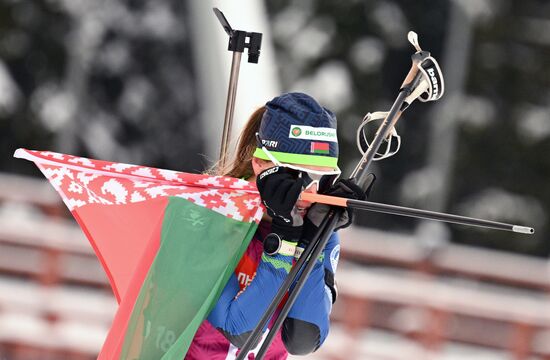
[261,139,278,148]
[258,166,279,180]
[288,125,338,143]
[427,67,439,100]
[291,127,302,137]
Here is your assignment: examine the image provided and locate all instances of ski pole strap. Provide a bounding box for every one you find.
[356,111,402,161]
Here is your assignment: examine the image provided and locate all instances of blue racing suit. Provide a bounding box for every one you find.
[186,220,340,359]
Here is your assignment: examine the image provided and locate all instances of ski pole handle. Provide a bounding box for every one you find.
[401,51,430,89]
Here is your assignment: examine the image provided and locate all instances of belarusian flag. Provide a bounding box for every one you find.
[310,142,329,155]
[14,149,263,359]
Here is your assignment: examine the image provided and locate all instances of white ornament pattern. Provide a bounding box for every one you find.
[15,149,263,223]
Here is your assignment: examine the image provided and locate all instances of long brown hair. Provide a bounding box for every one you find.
[209,106,266,178]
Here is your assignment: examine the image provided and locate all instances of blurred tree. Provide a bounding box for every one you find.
[265,0,550,256]
[451,0,550,255]
[0,0,548,256]
[0,1,65,175]
[0,0,205,176]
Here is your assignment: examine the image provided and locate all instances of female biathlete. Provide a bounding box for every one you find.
[186,92,371,359]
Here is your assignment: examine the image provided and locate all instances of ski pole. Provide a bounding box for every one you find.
[254,210,342,359]
[351,33,443,188]
[240,32,444,359]
[254,192,536,360]
[252,73,424,360]
[300,193,535,234]
[234,212,333,358]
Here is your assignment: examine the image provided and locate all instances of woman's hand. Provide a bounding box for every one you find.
[301,174,376,249]
[256,166,304,240]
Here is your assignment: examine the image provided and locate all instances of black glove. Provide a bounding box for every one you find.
[256,166,304,241]
[301,174,376,250]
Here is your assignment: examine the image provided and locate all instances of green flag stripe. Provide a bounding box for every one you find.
[120,197,257,359]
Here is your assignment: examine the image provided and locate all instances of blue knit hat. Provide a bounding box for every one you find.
[253,92,339,168]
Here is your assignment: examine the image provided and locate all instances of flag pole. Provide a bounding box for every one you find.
[213,8,262,169]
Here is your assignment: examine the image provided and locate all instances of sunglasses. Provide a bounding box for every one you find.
[295,169,340,193]
[256,133,341,192]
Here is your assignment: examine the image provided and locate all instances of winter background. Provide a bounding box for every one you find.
[0,0,549,359]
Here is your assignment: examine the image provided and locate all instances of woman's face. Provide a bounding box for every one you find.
[251,158,335,217]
